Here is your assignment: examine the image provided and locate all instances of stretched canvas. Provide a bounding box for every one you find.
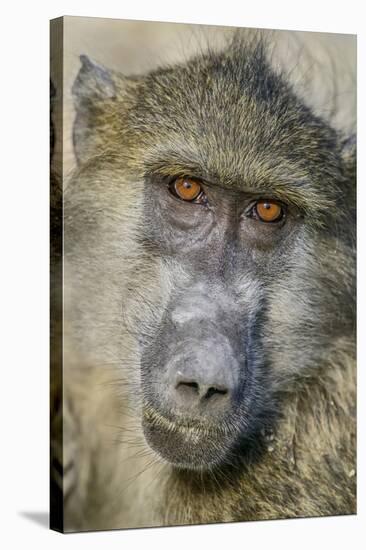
[50,16,357,533]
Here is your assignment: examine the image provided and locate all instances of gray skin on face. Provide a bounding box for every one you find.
[140,177,307,469]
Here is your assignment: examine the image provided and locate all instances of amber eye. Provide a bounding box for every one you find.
[255,200,284,223]
[171,177,203,202]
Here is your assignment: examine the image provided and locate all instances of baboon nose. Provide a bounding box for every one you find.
[175,378,229,401]
[172,373,232,414]
[165,330,239,416]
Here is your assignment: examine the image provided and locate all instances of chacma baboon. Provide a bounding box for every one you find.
[50,27,356,532]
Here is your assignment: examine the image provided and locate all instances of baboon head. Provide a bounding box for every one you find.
[70,36,355,471]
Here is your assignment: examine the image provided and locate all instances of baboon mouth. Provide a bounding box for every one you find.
[142,406,235,469]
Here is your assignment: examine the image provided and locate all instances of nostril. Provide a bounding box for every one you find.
[174,372,231,408]
[175,379,229,401]
[175,380,200,394]
[204,386,228,400]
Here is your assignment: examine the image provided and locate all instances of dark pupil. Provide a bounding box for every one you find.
[263,203,271,209]
[184,181,192,189]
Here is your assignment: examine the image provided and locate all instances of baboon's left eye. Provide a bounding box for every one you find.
[254,200,284,223]
[169,177,205,203]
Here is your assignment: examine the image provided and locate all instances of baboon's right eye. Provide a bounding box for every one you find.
[169,177,206,203]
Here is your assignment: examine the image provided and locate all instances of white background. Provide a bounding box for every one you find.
[0,0,364,548]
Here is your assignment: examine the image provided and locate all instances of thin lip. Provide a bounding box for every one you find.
[142,402,237,439]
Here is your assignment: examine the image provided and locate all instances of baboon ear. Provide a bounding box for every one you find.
[72,55,118,164]
[341,134,356,180]
[341,134,356,161]
[72,55,116,103]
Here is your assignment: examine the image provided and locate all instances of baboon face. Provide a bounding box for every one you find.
[141,180,302,469]
[72,40,355,471]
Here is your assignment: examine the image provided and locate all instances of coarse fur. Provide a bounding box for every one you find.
[52,30,356,531]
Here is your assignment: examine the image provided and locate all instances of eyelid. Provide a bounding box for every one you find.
[168,177,207,204]
[246,199,286,223]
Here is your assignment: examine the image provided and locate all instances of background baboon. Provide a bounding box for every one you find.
[50,19,356,532]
